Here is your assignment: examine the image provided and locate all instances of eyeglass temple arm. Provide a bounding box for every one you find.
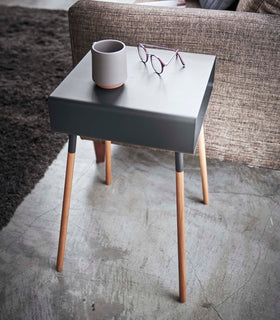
[165,50,185,67]
[139,43,185,67]
[176,51,185,67]
[140,43,177,52]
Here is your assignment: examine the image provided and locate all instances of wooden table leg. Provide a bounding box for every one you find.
[93,141,105,163]
[198,125,209,205]
[105,140,111,185]
[175,152,186,303]
[56,135,77,272]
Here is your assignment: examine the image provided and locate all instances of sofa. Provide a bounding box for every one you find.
[68,0,280,169]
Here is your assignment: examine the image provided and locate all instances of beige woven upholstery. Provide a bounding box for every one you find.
[237,0,280,14]
[69,0,280,169]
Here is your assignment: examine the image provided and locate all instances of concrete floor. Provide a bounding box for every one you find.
[0,0,280,319]
[0,138,279,319]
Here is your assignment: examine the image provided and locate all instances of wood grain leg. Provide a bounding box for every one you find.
[198,125,209,204]
[56,135,76,272]
[105,140,111,185]
[93,141,105,163]
[175,152,186,303]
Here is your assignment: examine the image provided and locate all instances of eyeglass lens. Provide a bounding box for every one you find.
[151,55,163,74]
[138,45,148,63]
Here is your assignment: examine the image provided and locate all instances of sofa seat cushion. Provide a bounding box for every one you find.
[237,0,280,14]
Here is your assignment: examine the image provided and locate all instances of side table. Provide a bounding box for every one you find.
[48,46,216,303]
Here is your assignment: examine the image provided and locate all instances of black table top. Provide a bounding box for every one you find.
[49,46,215,153]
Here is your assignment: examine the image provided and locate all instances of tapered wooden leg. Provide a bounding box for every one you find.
[175,152,186,303]
[198,125,209,204]
[93,141,105,163]
[56,135,77,272]
[105,140,111,185]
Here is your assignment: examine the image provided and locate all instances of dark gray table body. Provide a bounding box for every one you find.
[49,47,215,154]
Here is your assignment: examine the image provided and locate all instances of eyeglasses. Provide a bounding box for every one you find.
[137,43,185,75]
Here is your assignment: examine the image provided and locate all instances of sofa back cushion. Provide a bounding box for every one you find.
[237,0,280,14]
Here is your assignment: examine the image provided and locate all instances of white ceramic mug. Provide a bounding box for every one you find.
[91,39,127,89]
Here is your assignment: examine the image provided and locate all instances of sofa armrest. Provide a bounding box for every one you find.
[69,0,280,169]
[69,0,279,65]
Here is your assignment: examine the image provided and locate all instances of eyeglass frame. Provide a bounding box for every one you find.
[137,43,185,74]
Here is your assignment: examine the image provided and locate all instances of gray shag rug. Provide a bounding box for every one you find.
[0,6,71,230]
